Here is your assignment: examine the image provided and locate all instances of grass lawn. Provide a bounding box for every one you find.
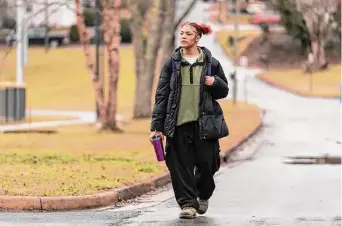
[1,100,261,196]
[0,46,135,115]
[216,30,340,98]
[257,65,341,98]
[0,46,262,196]
[215,30,261,58]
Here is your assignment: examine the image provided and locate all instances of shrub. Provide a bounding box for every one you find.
[69,25,80,43]
[120,19,132,43]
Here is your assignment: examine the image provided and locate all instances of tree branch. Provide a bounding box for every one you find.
[173,0,198,33]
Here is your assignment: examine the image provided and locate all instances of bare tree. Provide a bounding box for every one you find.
[129,0,198,119]
[129,0,166,118]
[295,0,339,69]
[161,0,198,64]
[160,0,175,65]
[0,0,124,132]
[0,0,74,75]
[75,0,122,131]
[0,0,123,131]
[74,0,107,127]
[103,0,122,131]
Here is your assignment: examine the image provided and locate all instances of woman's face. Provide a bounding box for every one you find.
[180,25,199,48]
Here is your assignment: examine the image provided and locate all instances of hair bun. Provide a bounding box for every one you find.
[197,24,213,35]
[179,21,213,36]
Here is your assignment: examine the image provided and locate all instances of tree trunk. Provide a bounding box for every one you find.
[132,0,165,118]
[103,0,122,131]
[311,39,319,64]
[130,0,198,119]
[160,0,176,65]
[131,1,148,118]
[174,0,198,32]
[166,0,199,59]
[296,0,336,70]
[318,40,328,68]
[74,0,107,125]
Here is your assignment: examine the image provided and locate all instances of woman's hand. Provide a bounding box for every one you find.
[149,131,164,144]
[205,76,215,86]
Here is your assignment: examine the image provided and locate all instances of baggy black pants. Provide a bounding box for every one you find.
[165,121,221,209]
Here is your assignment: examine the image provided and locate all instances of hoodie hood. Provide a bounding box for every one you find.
[171,46,212,63]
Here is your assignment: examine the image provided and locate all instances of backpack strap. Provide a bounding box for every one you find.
[207,56,212,76]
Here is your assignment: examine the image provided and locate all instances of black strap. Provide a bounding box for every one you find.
[207,57,212,76]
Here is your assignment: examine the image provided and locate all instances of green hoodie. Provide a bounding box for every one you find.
[176,48,205,126]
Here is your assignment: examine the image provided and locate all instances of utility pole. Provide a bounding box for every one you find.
[232,0,240,105]
[23,3,28,66]
[95,0,103,120]
[44,0,49,53]
[16,0,23,85]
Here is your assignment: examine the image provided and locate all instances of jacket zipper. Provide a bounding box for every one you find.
[189,65,193,84]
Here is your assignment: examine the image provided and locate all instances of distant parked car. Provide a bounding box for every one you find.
[6,26,67,47]
[251,11,281,26]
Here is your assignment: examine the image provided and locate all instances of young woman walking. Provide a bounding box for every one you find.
[150,21,229,219]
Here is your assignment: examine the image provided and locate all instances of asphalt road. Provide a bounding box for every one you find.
[0,1,340,225]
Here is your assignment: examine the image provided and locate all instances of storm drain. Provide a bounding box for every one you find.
[284,155,341,165]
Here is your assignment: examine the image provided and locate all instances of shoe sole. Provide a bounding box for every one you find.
[196,209,207,215]
[179,214,196,219]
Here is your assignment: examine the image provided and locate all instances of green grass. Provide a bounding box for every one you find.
[0,147,165,196]
[0,46,135,114]
[258,65,341,98]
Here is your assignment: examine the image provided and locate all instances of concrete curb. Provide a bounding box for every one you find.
[256,73,339,100]
[0,111,263,212]
[0,173,171,212]
[220,109,265,164]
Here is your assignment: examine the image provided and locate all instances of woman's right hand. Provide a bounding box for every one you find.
[149,131,164,144]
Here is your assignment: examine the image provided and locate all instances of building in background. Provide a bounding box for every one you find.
[0,0,96,28]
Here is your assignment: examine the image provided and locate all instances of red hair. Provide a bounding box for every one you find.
[180,21,213,36]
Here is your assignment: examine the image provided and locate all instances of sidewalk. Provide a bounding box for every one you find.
[0,109,124,133]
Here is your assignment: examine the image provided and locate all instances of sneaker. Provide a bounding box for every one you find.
[179,207,197,219]
[197,199,209,214]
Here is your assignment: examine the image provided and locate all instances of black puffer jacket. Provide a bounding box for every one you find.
[150,46,229,140]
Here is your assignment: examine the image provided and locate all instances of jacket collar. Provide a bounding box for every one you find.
[171,46,212,63]
[180,48,204,63]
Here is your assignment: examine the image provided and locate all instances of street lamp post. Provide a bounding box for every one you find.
[95,0,102,120]
[232,0,240,105]
[16,0,23,85]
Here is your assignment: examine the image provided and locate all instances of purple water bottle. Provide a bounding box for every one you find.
[152,136,165,162]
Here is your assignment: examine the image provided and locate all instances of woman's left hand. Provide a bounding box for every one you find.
[205,76,215,86]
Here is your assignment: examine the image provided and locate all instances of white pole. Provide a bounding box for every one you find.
[340,82,342,143]
[23,6,28,66]
[16,0,24,85]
